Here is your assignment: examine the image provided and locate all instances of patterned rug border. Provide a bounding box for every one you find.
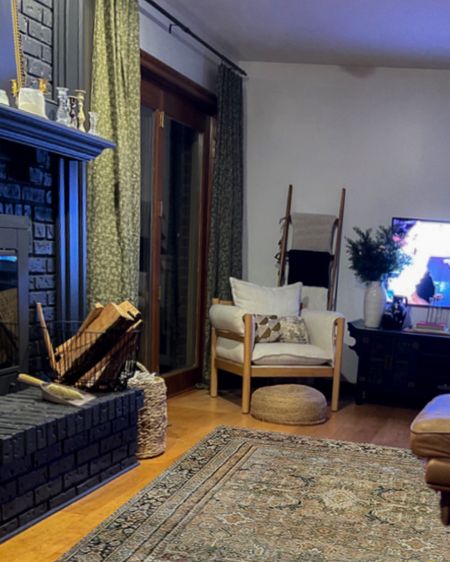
[59,425,425,561]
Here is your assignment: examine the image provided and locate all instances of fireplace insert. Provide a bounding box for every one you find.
[0,215,29,394]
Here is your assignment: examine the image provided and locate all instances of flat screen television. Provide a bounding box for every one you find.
[386,217,450,309]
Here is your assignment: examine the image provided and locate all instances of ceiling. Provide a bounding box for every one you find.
[159,0,450,70]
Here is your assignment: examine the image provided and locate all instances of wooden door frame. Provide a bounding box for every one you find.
[148,108,163,374]
[141,51,217,116]
[140,51,217,395]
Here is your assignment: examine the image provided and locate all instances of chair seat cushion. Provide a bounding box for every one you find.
[410,394,450,458]
[215,338,331,366]
[252,342,331,365]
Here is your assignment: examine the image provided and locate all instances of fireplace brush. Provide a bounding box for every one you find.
[17,373,96,406]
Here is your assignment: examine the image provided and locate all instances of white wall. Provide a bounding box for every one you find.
[139,0,219,91]
[243,61,450,381]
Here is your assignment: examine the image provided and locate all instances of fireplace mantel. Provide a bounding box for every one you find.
[0,105,114,161]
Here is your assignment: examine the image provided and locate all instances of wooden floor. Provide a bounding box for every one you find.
[0,388,419,562]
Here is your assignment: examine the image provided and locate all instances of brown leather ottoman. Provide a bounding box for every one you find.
[410,394,450,525]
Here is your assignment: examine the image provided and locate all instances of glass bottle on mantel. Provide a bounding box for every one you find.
[55,87,71,126]
[75,89,86,132]
[88,111,98,135]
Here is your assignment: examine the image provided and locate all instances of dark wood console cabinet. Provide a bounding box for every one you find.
[348,319,450,407]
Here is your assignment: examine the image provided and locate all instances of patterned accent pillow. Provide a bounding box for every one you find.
[254,315,282,343]
[254,315,310,344]
[279,316,310,344]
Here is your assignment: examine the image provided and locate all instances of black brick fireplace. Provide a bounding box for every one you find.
[0,103,113,388]
[0,139,56,392]
[0,106,141,542]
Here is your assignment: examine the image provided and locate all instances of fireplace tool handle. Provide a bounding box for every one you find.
[35,302,57,371]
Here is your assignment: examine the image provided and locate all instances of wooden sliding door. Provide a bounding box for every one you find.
[139,53,216,394]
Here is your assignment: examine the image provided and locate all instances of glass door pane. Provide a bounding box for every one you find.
[138,106,155,369]
[159,118,203,373]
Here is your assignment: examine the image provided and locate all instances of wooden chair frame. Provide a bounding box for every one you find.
[210,299,345,414]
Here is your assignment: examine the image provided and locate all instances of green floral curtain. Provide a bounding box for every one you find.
[87,0,140,308]
[203,64,244,380]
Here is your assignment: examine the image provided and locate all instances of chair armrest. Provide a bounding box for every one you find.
[301,309,345,359]
[209,304,246,336]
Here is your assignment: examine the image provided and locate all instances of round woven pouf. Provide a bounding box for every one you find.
[250,384,327,425]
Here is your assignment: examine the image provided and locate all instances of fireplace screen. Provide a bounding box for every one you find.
[0,214,29,393]
[0,252,19,369]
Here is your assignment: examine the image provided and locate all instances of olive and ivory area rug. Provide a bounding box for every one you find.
[61,426,449,562]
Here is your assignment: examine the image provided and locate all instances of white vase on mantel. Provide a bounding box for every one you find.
[364,281,386,328]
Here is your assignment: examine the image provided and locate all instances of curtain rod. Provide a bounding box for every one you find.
[143,0,248,77]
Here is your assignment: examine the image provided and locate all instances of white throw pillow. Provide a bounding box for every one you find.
[229,277,302,316]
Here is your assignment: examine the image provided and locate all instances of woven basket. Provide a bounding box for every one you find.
[128,362,167,458]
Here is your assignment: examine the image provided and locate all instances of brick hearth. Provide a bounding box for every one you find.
[0,387,143,541]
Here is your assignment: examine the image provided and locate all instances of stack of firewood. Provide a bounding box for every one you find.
[37,301,142,391]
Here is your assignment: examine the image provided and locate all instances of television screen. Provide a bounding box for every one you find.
[386,217,450,308]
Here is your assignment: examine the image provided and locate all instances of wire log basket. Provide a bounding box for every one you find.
[36,304,140,392]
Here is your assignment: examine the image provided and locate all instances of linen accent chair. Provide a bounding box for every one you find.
[209,279,345,414]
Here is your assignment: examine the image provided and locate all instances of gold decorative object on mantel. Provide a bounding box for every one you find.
[10,78,19,101]
[38,78,48,95]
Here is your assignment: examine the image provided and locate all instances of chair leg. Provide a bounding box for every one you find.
[210,363,218,398]
[210,327,218,398]
[242,314,253,414]
[242,371,251,414]
[331,368,340,412]
[331,316,344,412]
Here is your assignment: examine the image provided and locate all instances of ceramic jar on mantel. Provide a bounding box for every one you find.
[364,281,386,328]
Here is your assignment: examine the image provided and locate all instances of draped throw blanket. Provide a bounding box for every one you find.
[203,64,244,380]
[287,250,332,288]
[87,0,140,308]
[291,213,336,253]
